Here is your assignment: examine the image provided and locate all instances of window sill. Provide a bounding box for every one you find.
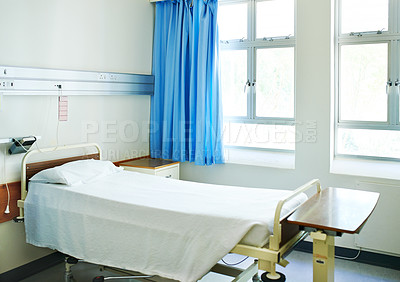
[330,157,400,181]
[224,147,295,169]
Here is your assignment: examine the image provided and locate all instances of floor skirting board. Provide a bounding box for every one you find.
[295,241,400,271]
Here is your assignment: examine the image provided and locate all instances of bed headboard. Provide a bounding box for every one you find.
[17,143,101,220]
[25,153,100,184]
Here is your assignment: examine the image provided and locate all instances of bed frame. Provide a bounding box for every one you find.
[17,143,320,282]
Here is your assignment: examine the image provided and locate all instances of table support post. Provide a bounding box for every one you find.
[310,231,335,282]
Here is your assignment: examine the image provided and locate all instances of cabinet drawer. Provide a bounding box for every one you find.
[122,166,156,175]
[155,165,180,180]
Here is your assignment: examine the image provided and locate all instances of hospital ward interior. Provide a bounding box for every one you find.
[0,0,400,281]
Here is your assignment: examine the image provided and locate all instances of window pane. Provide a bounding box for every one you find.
[339,43,388,122]
[337,128,400,159]
[218,3,248,40]
[341,0,388,34]
[256,47,294,118]
[221,50,247,117]
[223,122,295,150]
[256,0,294,38]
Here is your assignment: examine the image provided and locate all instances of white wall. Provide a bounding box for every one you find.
[181,0,400,257]
[0,0,397,275]
[0,0,154,273]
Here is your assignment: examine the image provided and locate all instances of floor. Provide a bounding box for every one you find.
[21,251,400,282]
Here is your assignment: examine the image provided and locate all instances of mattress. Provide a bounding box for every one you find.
[25,170,307,282]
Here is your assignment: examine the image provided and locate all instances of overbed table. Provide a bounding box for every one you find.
[287,187,379,282]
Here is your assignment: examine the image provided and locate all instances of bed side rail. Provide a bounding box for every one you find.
[269,179,321,251]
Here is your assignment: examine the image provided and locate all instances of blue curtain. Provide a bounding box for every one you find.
[150,0,224,166]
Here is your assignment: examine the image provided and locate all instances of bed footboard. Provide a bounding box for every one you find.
[231,179,321,280]
[269,179,321,251]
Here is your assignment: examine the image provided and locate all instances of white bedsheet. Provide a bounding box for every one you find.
[25,170,307,282]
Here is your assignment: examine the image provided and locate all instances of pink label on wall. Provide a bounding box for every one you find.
[58,96,68,121]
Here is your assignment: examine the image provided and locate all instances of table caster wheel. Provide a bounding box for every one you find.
[260,271,286,282]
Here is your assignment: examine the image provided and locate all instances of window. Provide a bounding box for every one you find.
[219,0,296,152]
[335,0,400,160]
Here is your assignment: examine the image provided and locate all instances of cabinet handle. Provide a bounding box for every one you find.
[165,175,172,178]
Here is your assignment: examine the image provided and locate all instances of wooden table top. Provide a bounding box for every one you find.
[287,187,379,234]
[119,158,179,169]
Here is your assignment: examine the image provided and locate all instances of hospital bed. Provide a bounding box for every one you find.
[17,143,321,282]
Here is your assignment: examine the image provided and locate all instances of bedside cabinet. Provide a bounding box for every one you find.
[119,158,180,180]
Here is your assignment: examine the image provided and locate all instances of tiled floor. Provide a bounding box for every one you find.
[21,251,400,282]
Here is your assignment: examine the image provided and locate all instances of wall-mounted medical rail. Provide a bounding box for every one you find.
[0,65,154,96]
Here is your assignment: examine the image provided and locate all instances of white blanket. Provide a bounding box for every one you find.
[25,171,307,282]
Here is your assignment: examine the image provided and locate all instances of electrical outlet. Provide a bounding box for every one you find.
[0,80,14,89]
[99,73,118,81]
[98,73,107,80]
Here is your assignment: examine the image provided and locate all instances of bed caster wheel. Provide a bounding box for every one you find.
[93,276,105,282]
[260,271,286,282]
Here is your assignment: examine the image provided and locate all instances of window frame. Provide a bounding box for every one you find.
[219,0,297,152]
[334,0,400,161]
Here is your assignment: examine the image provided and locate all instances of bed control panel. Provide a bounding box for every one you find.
[119,158,180,180]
